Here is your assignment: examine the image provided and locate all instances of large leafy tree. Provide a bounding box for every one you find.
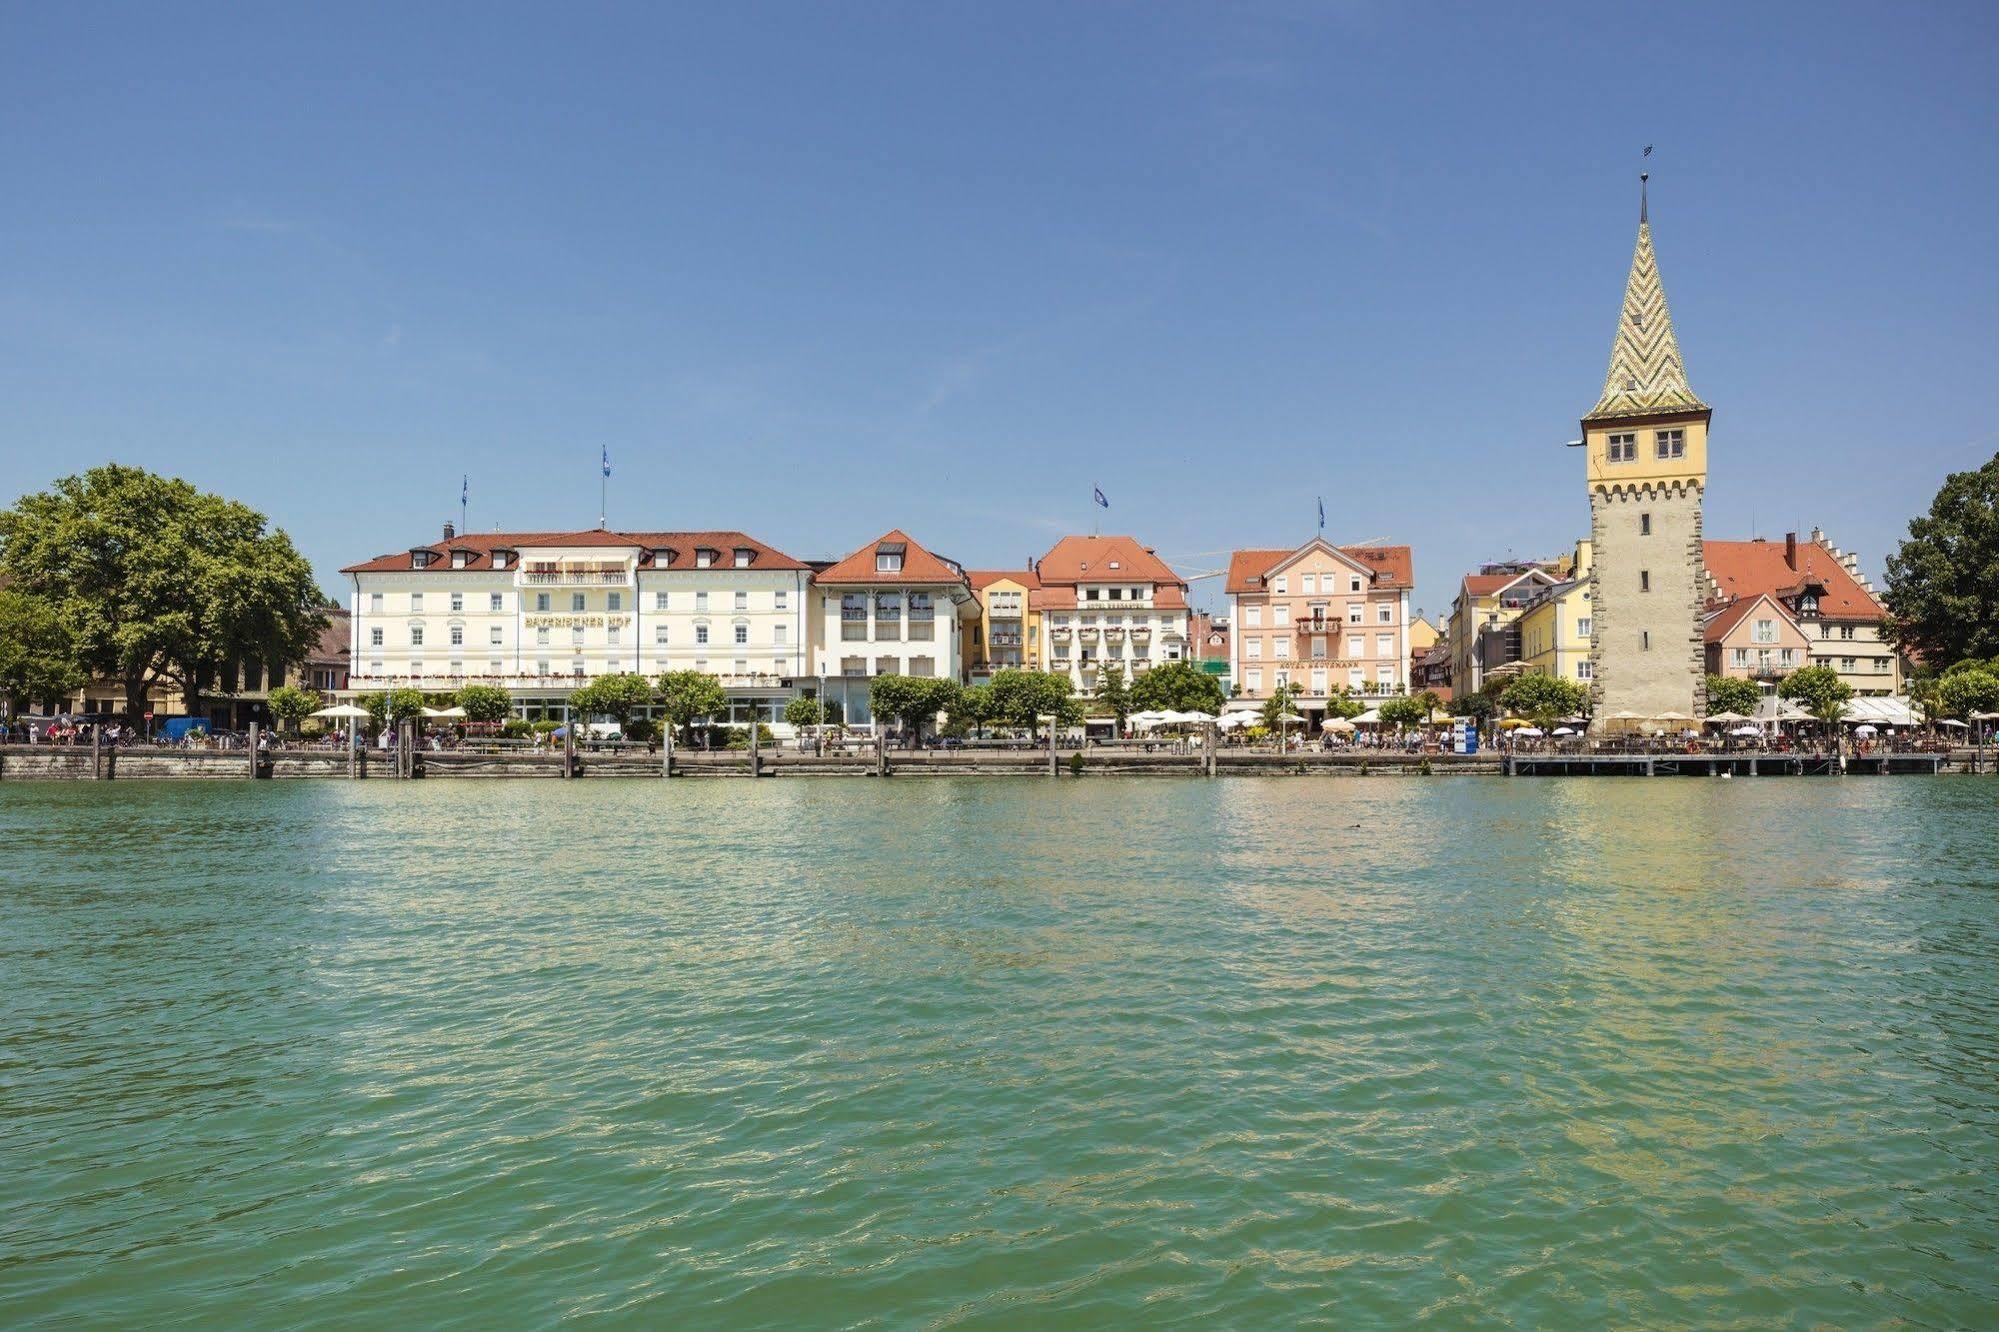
[360,688,431,728]
[568,672,656,730]
[869,674,961,746]
[985,669,1079,730]
[784,696,826,728]
[1325,686,1367,722]
[1704,674,1762,717]
[1779,664,1853,726]
[456,684,513,724]
[1257,681,1301,732]
[1128,660,1226,715]
[0,588,85,713]
[0,465,326,721]
[1499,672,1589,728]
[1884,451,1999,665]
[1093,662,1134,732]
[265,684,323,733]
[655,670,727,743]
[1376,695,1428,731]
[953,683,994,737]
[1937,661,1999,719]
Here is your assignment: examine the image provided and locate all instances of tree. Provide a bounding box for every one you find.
[656,670,728,744]
[1779,664,1853,728]
[1937,661,1999,719]
[1258,682,1301,732]
[266,684,323,733]
[953,683,994,737]
[869,674,961,746]
[1884,451,1999,665]
[360,688,429,729]
[1452,690,1498,723]
[1128,660,1226,715]
[1704,674,1762,717]
[784,696,826,729]
[1376,695,1428,731]
[456,684,513,725]
[0,588,84,714]
[1324,686,1367,722]
[0,464,327,722]
[986,669,1080,731]
[1094,662,1133,733]
[1499,672,1588,728]
[568,672,656,731]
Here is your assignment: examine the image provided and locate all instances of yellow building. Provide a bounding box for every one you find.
[1516,540,1595,686]
[963,570,1041,682]
[1446,562,1562,694]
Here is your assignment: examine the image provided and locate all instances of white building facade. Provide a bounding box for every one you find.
[1029,535,1192,692]
[809,529,975,725]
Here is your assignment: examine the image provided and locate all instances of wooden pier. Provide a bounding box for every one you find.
[1504,752,1946,777]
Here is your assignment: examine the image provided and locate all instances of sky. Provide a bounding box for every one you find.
[3,2,1996,621]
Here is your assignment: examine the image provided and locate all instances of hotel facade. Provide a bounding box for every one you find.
[1225,538,1415,716]
[1029,535,1193,691]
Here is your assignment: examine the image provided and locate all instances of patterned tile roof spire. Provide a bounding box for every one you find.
[1584,182,1707,422]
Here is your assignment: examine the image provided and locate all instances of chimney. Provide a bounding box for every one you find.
[443,520,456,541]
[1784,532,1798,571]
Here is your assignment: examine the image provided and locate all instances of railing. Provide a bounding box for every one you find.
[520,571,629,585]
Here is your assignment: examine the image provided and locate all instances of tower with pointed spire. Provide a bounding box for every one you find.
[1582,171,1710,726]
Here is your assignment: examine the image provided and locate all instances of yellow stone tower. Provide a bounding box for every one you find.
[1582,174,1710,726]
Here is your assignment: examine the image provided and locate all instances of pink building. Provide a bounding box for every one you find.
[1225,538,1415,717]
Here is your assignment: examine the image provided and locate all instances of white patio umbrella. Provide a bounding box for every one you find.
[1853,724,1878,737]
[1274,713,1306,724]
[421,705,468,718]
[310,704,373,719]
[1552,726,1577,736]
[1653,710,1696,723]
[1353,708,1382,724]
[1515,726,1545,737]
[1937,718,1969,729]
[1706,711,1752,725]
[1172,710,1216,724]
[1128,711,1172,730]
[1729,725,1761,737]
[1321,717,1357,733]
[1215,712,1260,731]
[1972,711,1999,722]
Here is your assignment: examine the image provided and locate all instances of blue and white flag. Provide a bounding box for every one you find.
[602,446,612,478]
[1093,485,1109,509]
[1317,496,1325,531]
[462,474,469,505]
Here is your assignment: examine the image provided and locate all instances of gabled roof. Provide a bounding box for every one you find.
[816,529,969,586]
[1704,538,1884,620]
[341,529,810,574]
[1034,535,1185,589]
[1703,592,1802,644]
[1224,541,1413,594]
[1585,203,1707,422]
[1459,566,1558,600]
[968,569,1040,593]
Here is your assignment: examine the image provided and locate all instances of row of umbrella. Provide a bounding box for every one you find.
[309,704,468,721]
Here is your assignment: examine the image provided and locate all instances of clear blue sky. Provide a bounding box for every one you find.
[4,2,1995,619]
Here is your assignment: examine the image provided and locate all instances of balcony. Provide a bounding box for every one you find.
[520,566,630,586]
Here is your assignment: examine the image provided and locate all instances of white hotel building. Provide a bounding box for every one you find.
[341,525,814,721]
[1029,535,1193,691]
[809,529,977,726]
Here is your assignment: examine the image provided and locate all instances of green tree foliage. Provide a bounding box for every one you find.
[784,696,826,728]
[1778,664,1853,725]
[869,674,962,745]
[953,683,994,736]
[360,688,430,729]
[265,684,323,733]
[455,684,513,725]
[1128,660,1226,715]
[568,672,656,729]
[1937,661,1999,719]
[1324,686,1367,722]
[0,464,326,721]
[1093,662,1134,731]
[1258,682,1301,732]
[1884,451,1999,665]
[1376,695,1428,730]
[655,670,728,743]
[986,669,1081,729]
[1704,674,1763,717]
[1451,687,1497,722]
[0,588,84,712]
[1498,672,1588,727]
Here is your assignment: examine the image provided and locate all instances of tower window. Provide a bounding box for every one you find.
[1655,429,1685,460]
[1608,433,1637,462]
[1642,631,1651,651]
[1640,513,1652,536]
[1640,570,1650,592]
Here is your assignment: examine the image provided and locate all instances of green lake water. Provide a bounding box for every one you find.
[3,777,1997,1327]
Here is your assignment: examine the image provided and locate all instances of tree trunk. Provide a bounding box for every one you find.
[123,670,150,727]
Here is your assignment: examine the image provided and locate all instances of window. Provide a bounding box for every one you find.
[1377,666,1395,685]
[1608,433,1637,462]
[1655,429,1685,460]
[1273,576,1287,595]
[450,592,463,613]
[1300,574,1315,594]
[775,589,788,611]
[1350,576,1362,593]
[571,593,586,612]
[450,625,464,646]
[1348,668,1364,689]
[655,625,668,644]
[1840,625,1855,640]
[370,627,384,647]
[1642,630,1651,651]
[696,625,709,645]
[1246,639,1263,659]
[570,660,585,677]
[734,591,748,611]
[1753,619,1777,644]
[370,660,384,676]
[1245,605,1262,628]
[876,655,899,675]
[1376,633,1394,658]
[536,627,551,646]
[1577,617,1592,637]
[536,659,551,676]
[490,593,504,613]
[489,626,503,645]
[410,626,424,646]
[536,593,551,612]
[607,592,622,611]
[1246,668,1262,692]
[1842,657,1857,671]
[1577,661,1593,680]
[1781,649,1798,667]
[1274,637,1290,659]
[410,660,423,676]
[734,623,749,645]
[571,626,584,646]
[607,625,621,645]
[734,549,751,568]
[489,660,502,675]
[370,592,384,613]
[1347,603,1363,624]
[695,591,709,612]
[411,593,424,612]
[1640,513,1652,536]
[1273,605,1290,626]
[1640,570,1651,592]
[773,624,787,646]
[876,551,903,573]
[448,660,463,676]
[841,656,866,677]
[1085,588,1100,602]
[452,551,468,569]
[1378,604,1392,624]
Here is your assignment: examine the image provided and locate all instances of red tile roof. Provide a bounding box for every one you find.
[816,529,969,586]
[1224,541,1413,595]
[1703,592,1801,644]
[968,569,1041,592]
[1704,538,1883,620]
[341,529,810,575]
[1034,535,1186,590]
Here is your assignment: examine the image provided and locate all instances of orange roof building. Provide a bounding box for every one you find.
[1027,535,1193,692]
[1224,536,1417,711]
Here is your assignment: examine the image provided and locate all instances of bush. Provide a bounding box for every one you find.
[1067,751,1085,776]
[1418,756,1433,776]
[624,718,657,743]
[500,718,533,739]
[724,723,776,750]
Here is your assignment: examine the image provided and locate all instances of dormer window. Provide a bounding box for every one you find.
[1797,593,1819,616]
[411,550,433,568]
[733,547,753,568]
[695,548,716,568]
[1108,560,1121,570]
[491,549,511,569]
[451,551,469,569]
[651,548,675,566]
[875,546,904,573]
